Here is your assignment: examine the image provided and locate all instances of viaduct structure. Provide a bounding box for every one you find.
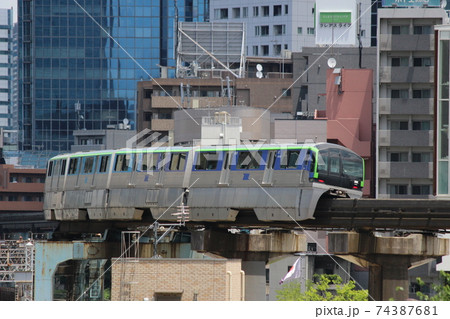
[27,197,450,301]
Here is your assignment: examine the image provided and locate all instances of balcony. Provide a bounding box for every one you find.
[150,96,228,109]
[378,162,432,179]
[379,34,433,51]
[379,66,433,83]
[151,119,174,131]
[378,130,433,147]
[379,98,433,115]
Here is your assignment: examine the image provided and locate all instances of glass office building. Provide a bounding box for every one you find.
[18,0,208,151]
[0,9,14,141]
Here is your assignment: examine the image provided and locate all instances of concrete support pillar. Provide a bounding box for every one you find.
[191,229,308,300]
[241,261,266,301]
[34,241,119,301]
[368,257,410,301]
[328,232,450,301]
[34,242,75,301]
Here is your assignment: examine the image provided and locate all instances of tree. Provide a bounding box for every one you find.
[416,271,450,301]
[276,274,369,301]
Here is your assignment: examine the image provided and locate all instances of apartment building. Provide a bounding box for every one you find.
[376,7,448,198]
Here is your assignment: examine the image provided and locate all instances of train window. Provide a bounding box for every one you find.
[47,161,54,177]
[341,151,363,179]
[68,158,79,175]
[140,153,159,171]
[329,150,340,174]
[83,157,95,174]
[317,150,328,173]
[266,151,276,169]
[194,152,219,170]
[98,155,110,173]
[114,154,132,172]
[60,159,67,175]
[280,150,300,169]
[237,151,262,169]
[169,152,187,171]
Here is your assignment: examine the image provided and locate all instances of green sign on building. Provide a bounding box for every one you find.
[320,12,352,24]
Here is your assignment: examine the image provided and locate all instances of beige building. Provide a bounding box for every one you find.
[112,258,244,301]
[136,77,293,140]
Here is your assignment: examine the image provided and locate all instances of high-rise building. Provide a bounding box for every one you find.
[18,0,208,152]
[376,6,448,198]
[209,0,375,58]
[0,8,14,146]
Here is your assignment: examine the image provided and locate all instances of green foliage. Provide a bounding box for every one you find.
[416,271,450,301]
[103,288,111,301]
[276,274,369,301]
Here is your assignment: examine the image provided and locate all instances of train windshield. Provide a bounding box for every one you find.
[341,150,364,180]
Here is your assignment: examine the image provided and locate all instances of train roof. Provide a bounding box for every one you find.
[49,142,361,160]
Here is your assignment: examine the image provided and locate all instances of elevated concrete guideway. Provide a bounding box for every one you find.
[328,232,450,301]
[309,198,450,231]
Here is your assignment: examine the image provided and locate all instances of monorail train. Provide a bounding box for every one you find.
[44,143,364,225]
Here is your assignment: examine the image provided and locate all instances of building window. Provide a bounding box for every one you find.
[307,27,315,35]
[9,176,18,183]
[253,6,259,17]
[307,243,317,252]
[243,7,248,18]
[282,88,291,97]
[391,89,409,99]
[232,8,240,19]
[392,25,409,35]
[261,45,269,56]
[412,152,431,162]
[297,27,303,34]
[285,5,289,14]
[412,89,431,99]
[412,121,431,130]
[262,6,269,17]
[389,184,408,195]
[255,26,260,36]
[214,8,228,19]
[273,45,282,56]
[413,57,431,67]
[261,25,269,36]
[274,5,282,16]
[389,152,408,162]
[144,112,152,121]
[389,121,408,130]
[273,24,286,36]
[412,185,431,195]
[391,57,408,67]
[144,89,152,98]
[413,25,432,35]
[253,46,258,56]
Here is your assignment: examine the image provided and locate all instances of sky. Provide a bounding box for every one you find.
[0,0,17,22]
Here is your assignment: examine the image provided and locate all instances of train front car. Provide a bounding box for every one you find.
[311,143,364,198]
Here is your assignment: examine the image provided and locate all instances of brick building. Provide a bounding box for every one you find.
[0,164,46,232]
[111,258,243,301]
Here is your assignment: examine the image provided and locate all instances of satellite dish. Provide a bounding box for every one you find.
[327,58,337,68]
[256,71,263,79]
[123,118,129,125]
[256,64,263,72]
[442,0,447,8]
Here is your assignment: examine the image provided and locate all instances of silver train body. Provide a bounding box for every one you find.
[44,143,364,224]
